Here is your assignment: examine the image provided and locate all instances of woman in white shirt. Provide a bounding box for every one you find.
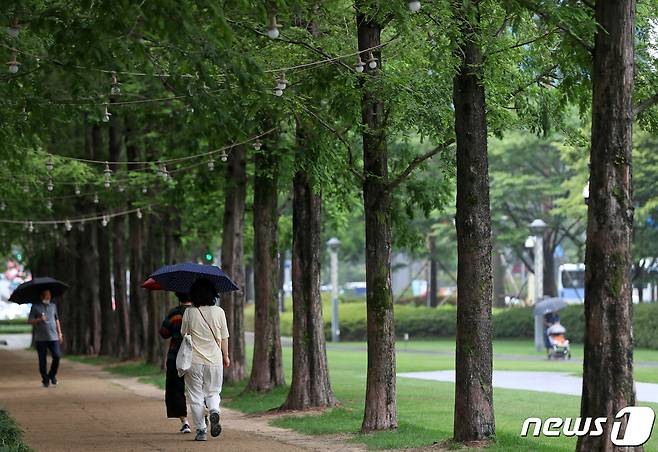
[181,278,230,441]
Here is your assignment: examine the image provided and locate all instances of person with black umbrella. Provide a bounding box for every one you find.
[27,289,63,387]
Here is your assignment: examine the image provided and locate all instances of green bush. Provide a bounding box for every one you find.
[246,298,658,349]
[634,304,658,349]
[0,409,32,452]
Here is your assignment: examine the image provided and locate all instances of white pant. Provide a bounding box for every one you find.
[184,363,223,431]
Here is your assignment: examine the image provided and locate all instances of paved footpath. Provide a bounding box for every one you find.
[0,345,362,452]
[398,370,658,404]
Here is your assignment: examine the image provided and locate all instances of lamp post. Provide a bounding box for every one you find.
[524,236,536,305]
[327,237,341,342]
[530,219,547,351]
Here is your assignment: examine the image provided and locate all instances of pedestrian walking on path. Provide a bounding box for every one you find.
[27,289,63,387]
[160,291,194,433]
[181,278,230,442]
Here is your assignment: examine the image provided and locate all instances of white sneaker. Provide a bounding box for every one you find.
[180,423,191,434]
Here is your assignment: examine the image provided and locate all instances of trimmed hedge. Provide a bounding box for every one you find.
[246,300,658,349]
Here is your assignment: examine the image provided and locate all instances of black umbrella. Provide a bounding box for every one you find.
[533,297,569,316]
[8,277,69,304]
[147,263,239,294]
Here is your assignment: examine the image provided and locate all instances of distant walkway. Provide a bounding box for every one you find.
[398,370,658,404]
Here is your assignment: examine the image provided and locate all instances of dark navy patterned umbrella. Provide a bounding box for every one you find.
[147,263,239,294]
[9,277,69,304]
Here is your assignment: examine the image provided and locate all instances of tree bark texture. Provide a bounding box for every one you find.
[109,114,130,358]
[452,3,495,442]
[246,138,285,392]
[220,145,247,384]
[281,120,337,410]
[577,1,638,451]
[126,130,148,358]
[357,6,397,432]
[93,124,115,356]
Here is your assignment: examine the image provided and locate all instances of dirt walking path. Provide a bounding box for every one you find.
[0,348,363,452]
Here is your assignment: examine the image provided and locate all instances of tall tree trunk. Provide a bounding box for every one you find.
[94,124,115,356]
[109,113,130,358]
[97,216,115,355]
[577,2,638,450]
[220,145,247,384]
[452,3,495,442]
[61,232,79,354]
[126,129,147,358]
[543,233,557,297]
[246,136,285,392]
[281,119,337,411]
[356,6,397,432]
[145,214,165,367]
[429,237,439,308]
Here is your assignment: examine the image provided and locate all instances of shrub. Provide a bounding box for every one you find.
[246,298,658,350]
[634,303,658,349]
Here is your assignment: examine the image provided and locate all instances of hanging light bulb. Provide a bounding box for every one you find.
[74,184,81,195]
[101,215,109,227]
[158,162,169,180]
[0,201,5,211]
[142,186,148,194]
[367,52,378,69]
[208,156,215,171]
[408,0,421,12]
[103,161,112,188]
[65,219,72,231]
[276,73,288,90]
[28,221,34,233]
[220,151,228,162]
[46,154,54,172]
[93,193,99,204]
[354,55,365,73]
[77,221,85,232]
[47,178,54,191]
[110,72,121,96]
[267,15,281,39]
[102,105,112,122]
[6,18,20,38]
[118,184,125,192]
[7,49,20,74]
[23,185,29,193]
[136,208,143,219]
[274,87,284,97]
[53,223,58,230]
[46,200,53,209]
[253,140,262,151]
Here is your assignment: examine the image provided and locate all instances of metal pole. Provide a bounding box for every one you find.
[330,246,340,342]
[534,232,544,303]
[534,230,544,352]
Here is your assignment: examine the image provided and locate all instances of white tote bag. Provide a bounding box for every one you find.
[176,334,193,377]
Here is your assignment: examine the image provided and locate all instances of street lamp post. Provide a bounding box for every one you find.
[530,219,547,351]
[327,237,341,342]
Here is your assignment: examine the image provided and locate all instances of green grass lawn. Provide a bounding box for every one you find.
[0,409,32,452]
[69,342,658,451]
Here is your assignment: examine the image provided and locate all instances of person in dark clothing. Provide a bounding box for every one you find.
[160,292,193,433]
[27,290,63,387]
[543,311,560,350]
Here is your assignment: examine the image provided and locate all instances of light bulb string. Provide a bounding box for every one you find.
[0,205,155,226]
[0,144,237,205]
[51,129,274,166]
[3,35,394,80]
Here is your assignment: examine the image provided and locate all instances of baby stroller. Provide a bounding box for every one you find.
[546,322,571,360]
